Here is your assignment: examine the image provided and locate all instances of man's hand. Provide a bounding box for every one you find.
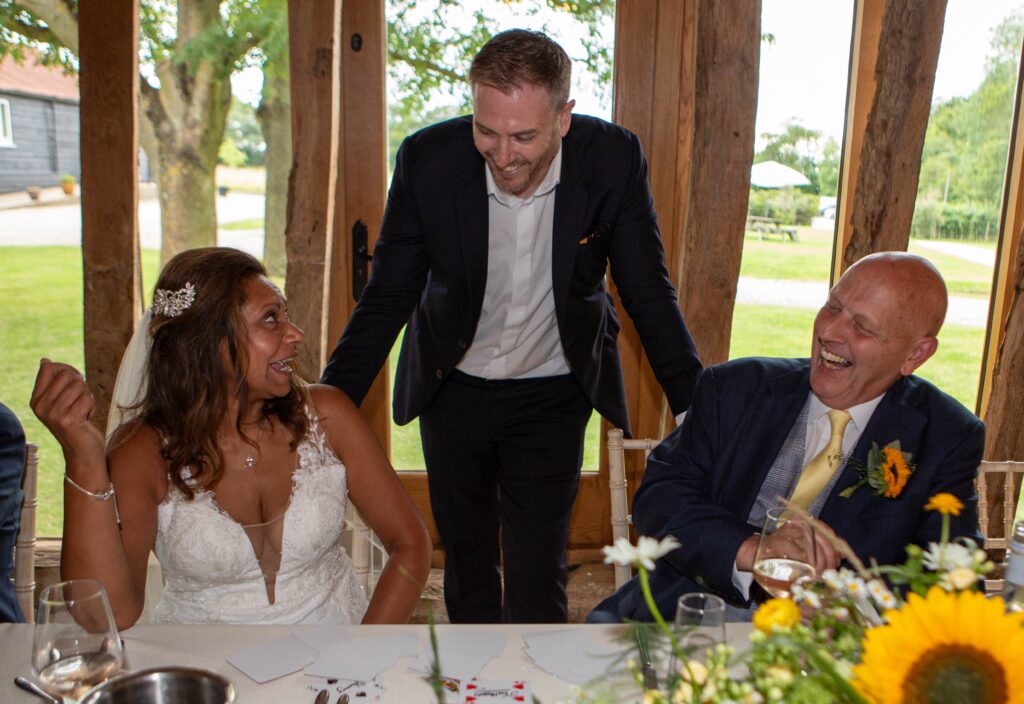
[736,534,759,572]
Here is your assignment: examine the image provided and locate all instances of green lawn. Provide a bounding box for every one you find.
[0,240,993,536]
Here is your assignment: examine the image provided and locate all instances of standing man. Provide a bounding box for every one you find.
[321,29,701,623]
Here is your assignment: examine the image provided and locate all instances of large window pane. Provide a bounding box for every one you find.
[733,1,855,360]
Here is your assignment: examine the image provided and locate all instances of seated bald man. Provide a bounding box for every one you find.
[590,252,984,622]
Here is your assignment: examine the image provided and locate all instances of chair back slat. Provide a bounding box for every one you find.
[15,443,38,623]
[976,460,1024,594]
[607,429,661,588]
[346,506,388,595]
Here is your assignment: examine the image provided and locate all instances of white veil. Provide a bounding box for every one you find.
[105,309,154,445]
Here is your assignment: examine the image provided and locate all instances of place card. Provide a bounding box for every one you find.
[302,675,387,703]
[409,631,506,682]
[306,633,421,681]
[227,635,319,683]
[521,629,624,685]
[459,678,531,702]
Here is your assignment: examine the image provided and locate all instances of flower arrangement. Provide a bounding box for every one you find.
[583,493,1023,704]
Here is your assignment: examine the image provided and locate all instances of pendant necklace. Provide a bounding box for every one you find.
[241,420,267,470]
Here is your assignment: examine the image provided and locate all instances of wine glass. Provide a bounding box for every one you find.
[675,592,727,655]
[752,507,817,599]
[31,579,123,703]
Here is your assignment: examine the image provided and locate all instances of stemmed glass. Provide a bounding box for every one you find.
[752,507,817,599]
[675,592,727,654]
[31,580,123,703]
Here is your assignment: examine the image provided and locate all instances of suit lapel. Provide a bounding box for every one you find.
[552,132,587,315]
[734,364,813,512]
[455,152,489,315]
[822,377,926,535]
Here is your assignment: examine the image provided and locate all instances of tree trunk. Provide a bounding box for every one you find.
[141,57,232,264]
[258,67,293,277]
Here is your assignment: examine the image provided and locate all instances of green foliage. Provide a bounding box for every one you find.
[0,0,77,69]
[386,0,614,128]
[911,198,1000,240]
[224,97,266,166]
[138,0,283,80]
[915,10,1024,238]
[747,189,819,225]
[218,137,248,167]
[755,119,841,195]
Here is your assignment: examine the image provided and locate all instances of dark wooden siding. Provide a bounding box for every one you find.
[0,90,81,193]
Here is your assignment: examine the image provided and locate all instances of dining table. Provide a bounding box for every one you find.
[0,622,634,703]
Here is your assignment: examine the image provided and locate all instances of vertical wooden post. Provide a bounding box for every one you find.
[330,0,390,451]
[79,0,141,427]
[978,36,1024,523]
[979,33,1024,419]
[286,0,342,377]
[674,0,760,371]
[584,0,759,550]
[837,0,947,271]
[833,0,882,282]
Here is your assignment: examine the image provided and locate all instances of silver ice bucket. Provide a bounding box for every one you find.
[78,667,236,704]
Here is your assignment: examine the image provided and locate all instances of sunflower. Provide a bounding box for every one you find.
[852,586,1024,703]
[881,447,912,498]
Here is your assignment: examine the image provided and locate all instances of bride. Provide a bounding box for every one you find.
[30,247,431,629]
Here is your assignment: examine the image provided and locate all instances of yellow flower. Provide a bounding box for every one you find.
[852,586,1024,703]
[881,447,912,498]
[753,598,800,634]
[924,493,964,516]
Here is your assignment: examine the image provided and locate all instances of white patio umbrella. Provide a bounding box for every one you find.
[750,160,811,189]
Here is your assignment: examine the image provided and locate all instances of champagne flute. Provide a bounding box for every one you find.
[32,580,123,703]
[752,507,817,599]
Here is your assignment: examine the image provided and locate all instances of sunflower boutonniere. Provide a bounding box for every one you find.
[839,440,915,499]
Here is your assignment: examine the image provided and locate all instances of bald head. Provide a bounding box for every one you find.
[809,252,948,409]
[841,252,948,338]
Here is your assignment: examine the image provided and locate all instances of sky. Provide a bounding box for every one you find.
[757,0,1024,145]
[233,0,1024,146]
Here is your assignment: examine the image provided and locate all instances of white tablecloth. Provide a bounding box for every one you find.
[0,622,634,703]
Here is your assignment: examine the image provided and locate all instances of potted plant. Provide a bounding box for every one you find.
[60,174,76,196]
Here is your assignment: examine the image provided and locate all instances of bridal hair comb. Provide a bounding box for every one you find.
[152,282,196,318]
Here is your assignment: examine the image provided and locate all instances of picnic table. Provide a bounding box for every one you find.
[746,215,799,242]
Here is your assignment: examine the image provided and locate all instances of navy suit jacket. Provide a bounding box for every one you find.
[594,357,985,621]
[0,402,26,623]
[321,114,702,434]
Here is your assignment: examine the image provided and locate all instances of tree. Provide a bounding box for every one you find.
[1,0,279,264]
[915,10,1023,233]
[223,96,266,166]
[755,119,827,194]
[386,0,614,142]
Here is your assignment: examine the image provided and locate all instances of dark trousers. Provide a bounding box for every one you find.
[419,371,591,623]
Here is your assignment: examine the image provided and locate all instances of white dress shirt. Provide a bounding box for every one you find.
[456,147,569,379]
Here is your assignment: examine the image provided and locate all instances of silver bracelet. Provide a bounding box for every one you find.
[64,474,116,501]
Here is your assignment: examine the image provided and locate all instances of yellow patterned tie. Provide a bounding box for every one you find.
[789,408,852,510]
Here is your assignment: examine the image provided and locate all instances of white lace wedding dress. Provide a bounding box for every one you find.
[151,411,368,624]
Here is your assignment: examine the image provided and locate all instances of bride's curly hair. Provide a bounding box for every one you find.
[142,247,308,498]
